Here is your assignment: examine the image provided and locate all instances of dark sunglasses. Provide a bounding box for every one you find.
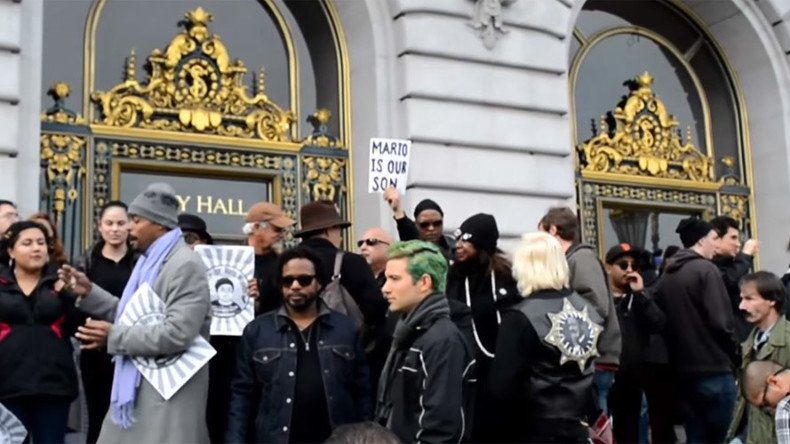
[281,275,316,287]
[615,260,638,271]
[418,220,443,229]
[357,238,390,248]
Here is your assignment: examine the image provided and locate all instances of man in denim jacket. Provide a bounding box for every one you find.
[226,246,372,443]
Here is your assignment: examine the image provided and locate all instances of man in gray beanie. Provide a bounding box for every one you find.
[60,183,211,442]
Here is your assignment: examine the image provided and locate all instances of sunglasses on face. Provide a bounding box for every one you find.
[418,220,443,229]
[357,238,390,248]
[614,260,638,271]
[281,275,316,287]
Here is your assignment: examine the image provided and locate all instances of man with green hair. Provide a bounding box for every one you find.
[375,240,475,443]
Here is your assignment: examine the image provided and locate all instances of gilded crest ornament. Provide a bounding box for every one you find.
[577,72,714,183]
[545,298,603,372]
[91,7,296,142]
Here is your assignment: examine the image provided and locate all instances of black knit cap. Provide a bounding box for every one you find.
[676,217,714,248]
[413,199,444,219]
[458,213,499,255]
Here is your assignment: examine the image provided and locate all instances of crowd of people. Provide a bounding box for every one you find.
[1,183,790,444]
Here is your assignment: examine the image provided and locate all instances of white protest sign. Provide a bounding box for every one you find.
[117,283,217,400]
[0,403,27,444]
[368,138,411,194]
[194,245,256,336]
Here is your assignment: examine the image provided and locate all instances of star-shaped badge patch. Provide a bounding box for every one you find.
[544,298,603,372]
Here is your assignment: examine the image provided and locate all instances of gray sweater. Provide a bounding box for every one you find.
[566,243,622,367]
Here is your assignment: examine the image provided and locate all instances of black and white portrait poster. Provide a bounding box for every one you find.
[195,245,255,336]
[0,402,27,444]
[117,283,217,400]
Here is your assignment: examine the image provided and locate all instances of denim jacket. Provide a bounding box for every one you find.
[226,302,373,443]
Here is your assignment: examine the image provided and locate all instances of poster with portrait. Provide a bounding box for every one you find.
[117,283,217,400]
[194,245,255,336]
[0,402,27,444]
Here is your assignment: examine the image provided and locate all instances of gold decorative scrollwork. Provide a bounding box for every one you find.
[303,156,346,202]
[720,194,748,222]
[579,181,718,248]
[40,83,87,223]
[92,7,296,142]
[41,83,87,125]
[303,109,340,148]
[577,72,713,183]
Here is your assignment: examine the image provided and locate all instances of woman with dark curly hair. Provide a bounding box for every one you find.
[0,220,79,442]
[29,212,68,266]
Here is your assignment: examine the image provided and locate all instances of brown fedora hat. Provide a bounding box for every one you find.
[294,200,351,237]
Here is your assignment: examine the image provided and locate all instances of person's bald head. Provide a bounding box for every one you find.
[743,360,790,410]
[359,227,394,274]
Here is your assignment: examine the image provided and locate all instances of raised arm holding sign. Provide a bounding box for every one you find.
[368,138,411,194]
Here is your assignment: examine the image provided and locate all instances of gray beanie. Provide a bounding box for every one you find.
[128,183,179,228]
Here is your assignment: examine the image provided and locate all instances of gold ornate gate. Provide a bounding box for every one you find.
[576,72,752,252]
[39,7,352,257]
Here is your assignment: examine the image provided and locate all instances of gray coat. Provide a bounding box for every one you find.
[566,243,622,366]
[77,239,211,444]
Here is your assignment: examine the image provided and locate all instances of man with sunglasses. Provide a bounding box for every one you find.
[727,272,790,444]
[740,360,790,444]
[605,243,671,444]
[227,246,372,443]
[383,187,456,260]
[358,227,394,288]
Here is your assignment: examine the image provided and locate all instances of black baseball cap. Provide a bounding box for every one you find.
[605,243,643,264]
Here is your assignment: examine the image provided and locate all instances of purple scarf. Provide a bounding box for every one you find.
[110,228,183,429]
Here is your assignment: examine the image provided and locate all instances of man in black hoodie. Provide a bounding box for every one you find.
[711,215,759,341]
[654,217,738,444]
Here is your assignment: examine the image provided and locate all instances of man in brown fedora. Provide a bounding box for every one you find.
[296,200,388,389]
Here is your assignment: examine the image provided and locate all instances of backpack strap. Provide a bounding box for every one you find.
[332,251,344,280]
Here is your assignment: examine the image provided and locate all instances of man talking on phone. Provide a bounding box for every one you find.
[605,243,672,444]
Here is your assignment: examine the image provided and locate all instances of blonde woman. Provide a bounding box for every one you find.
[489,232,605,443]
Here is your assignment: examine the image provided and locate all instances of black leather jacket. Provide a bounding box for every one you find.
[376,293,475,443]
[490,289,604,440]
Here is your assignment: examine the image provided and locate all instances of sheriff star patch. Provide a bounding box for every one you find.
[544,298,603,371]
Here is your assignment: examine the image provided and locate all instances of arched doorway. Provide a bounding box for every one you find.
[39,0,354,257]
[569,0,754,258]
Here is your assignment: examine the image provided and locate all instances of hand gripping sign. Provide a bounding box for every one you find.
[368,138,411,194]
[117,283,217,400]
[195,245,256,336]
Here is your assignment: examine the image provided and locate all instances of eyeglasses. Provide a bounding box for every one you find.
[182,231,201,245]
[357,238,390,248]
[615,260,638,271]
[761,367,790,412]
[281,275,316,287]
[418,220,443,229]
